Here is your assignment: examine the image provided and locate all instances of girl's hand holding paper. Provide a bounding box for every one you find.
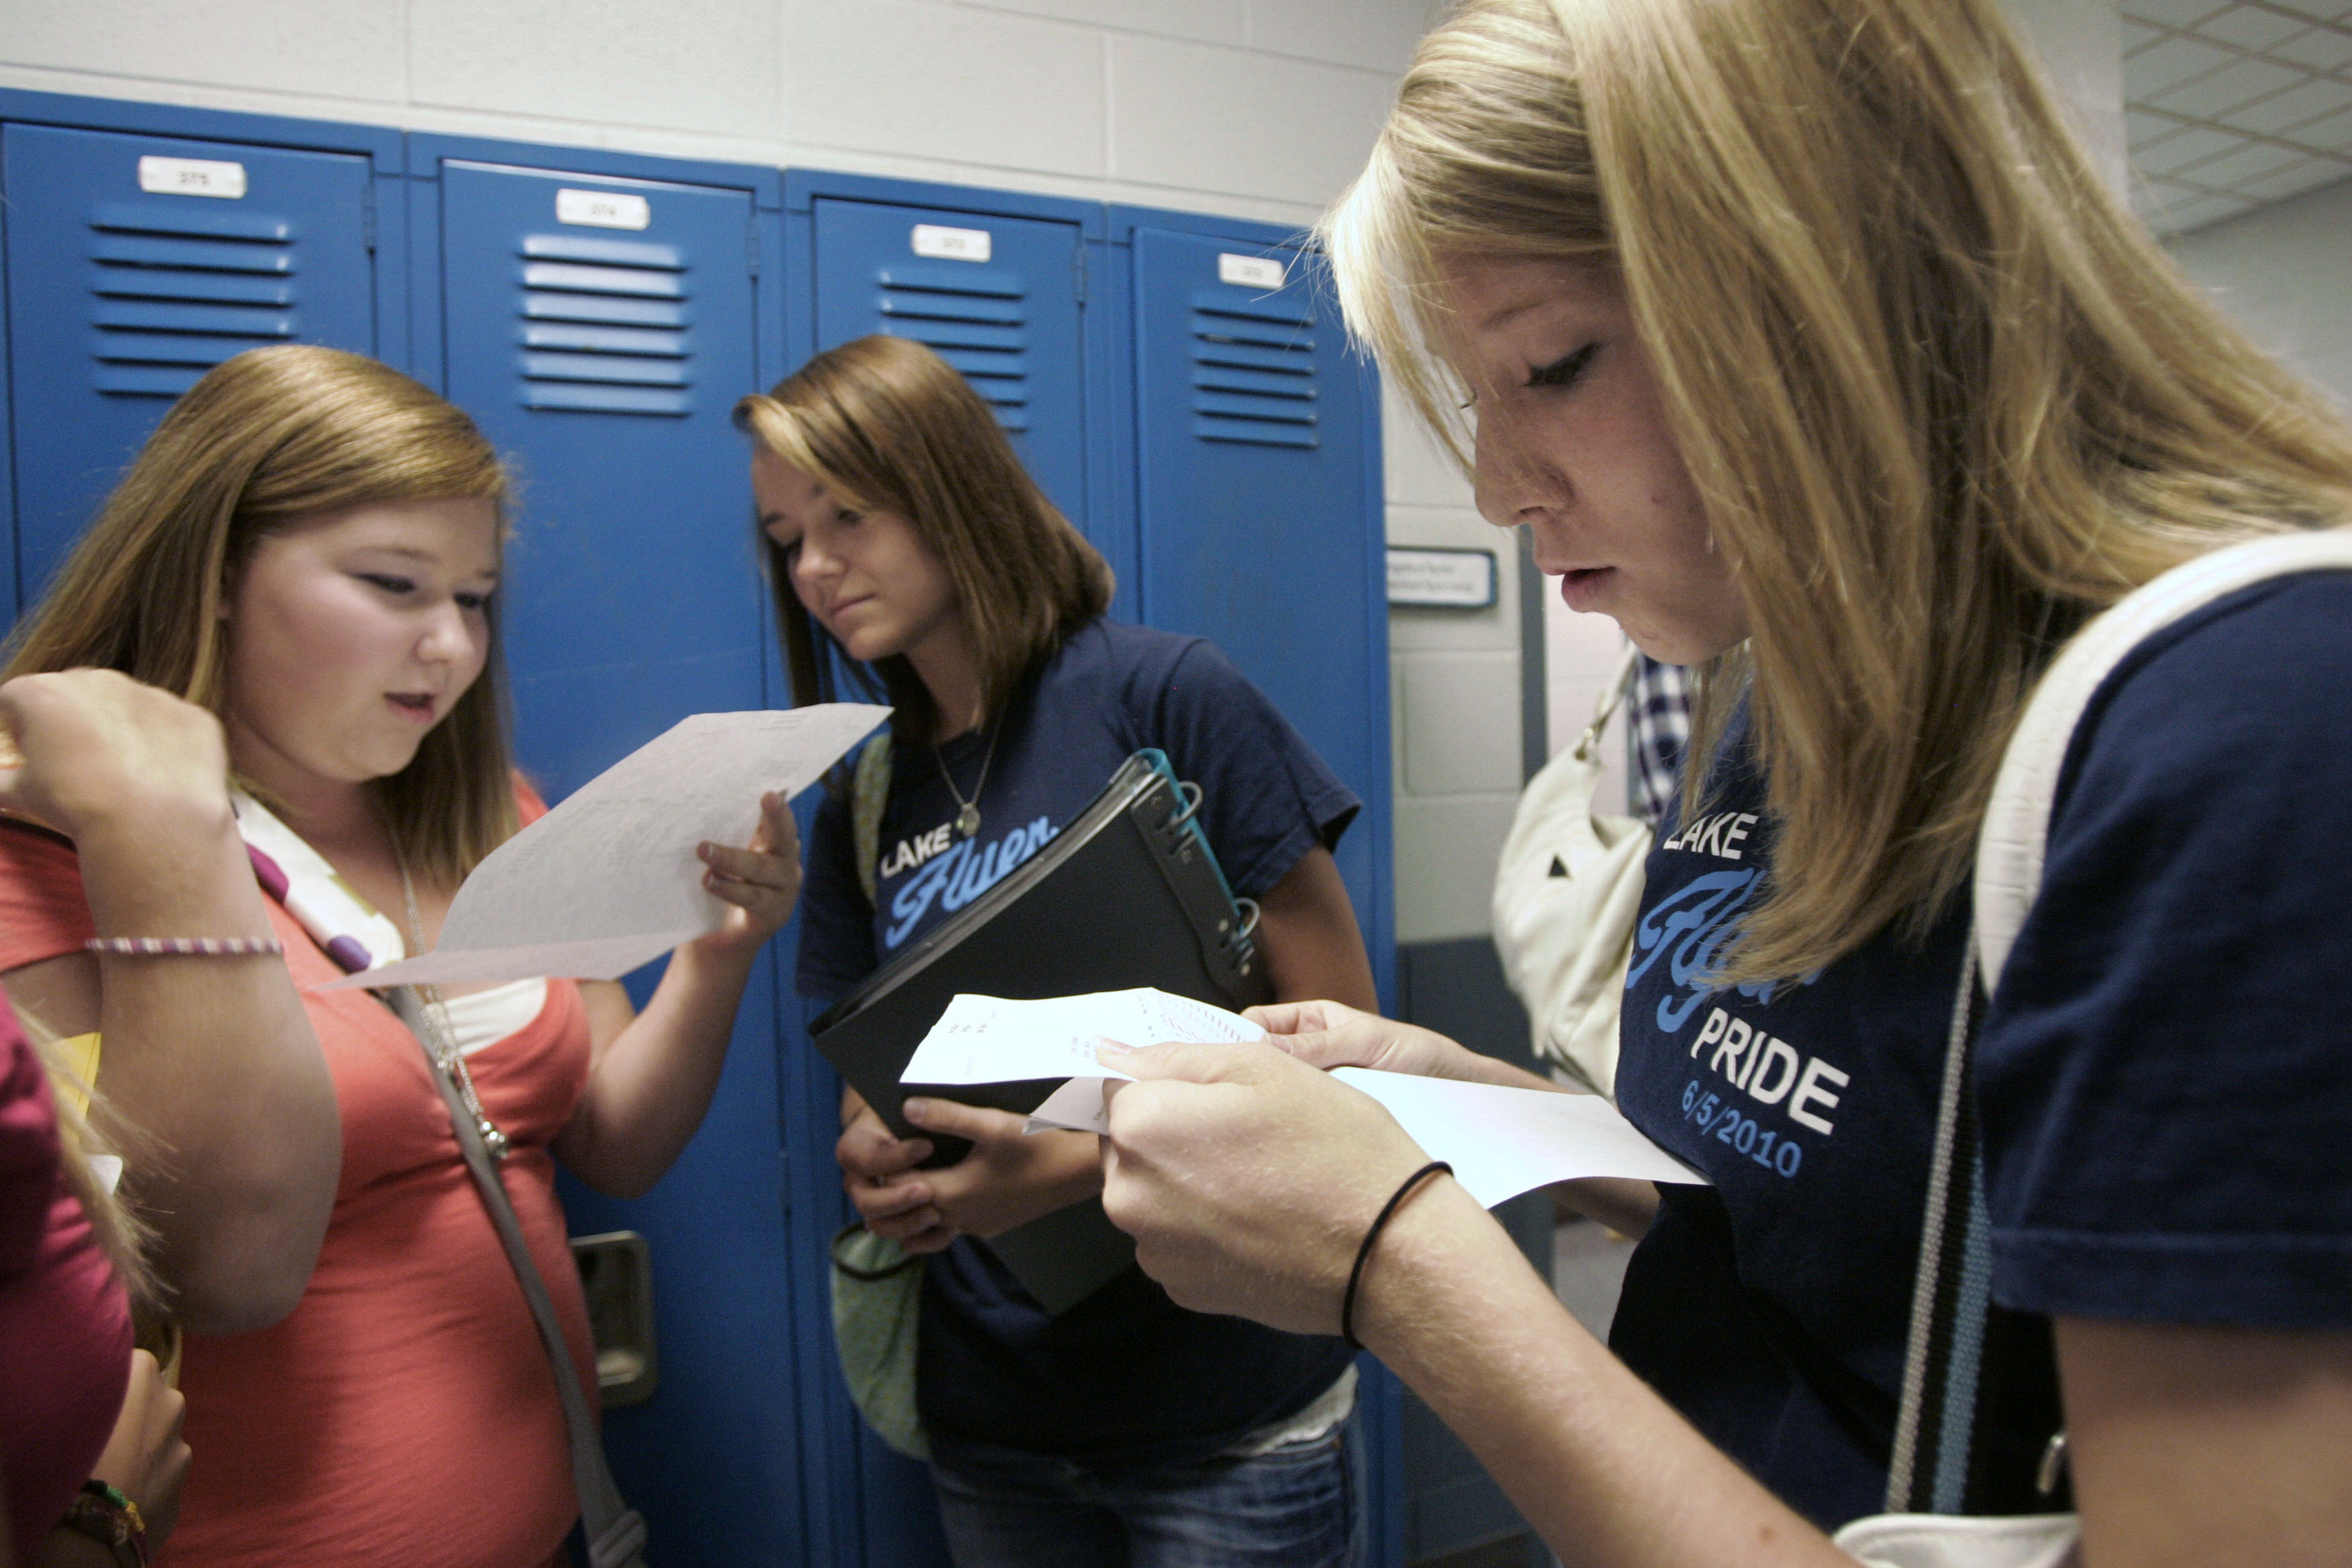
[1096,1038,1449,1335]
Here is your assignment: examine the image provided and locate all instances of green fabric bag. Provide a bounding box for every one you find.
[830,1220,929,1459]
[833,733,929,1457]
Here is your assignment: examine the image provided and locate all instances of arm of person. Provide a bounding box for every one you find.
[1253,845,1377,1012]
[1104,1040,2352,1567]
[861,843,1383,1248]
[0,672,338,1334]
[1097,1038,1839,1568]
[552,791,799,1198]
[2053,1318,2352,1567]
[30,1349,189,1568]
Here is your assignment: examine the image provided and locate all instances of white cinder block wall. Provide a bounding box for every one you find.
[0,1,1432,224]
[1385,386,1531,944]
[0,0,1527,948]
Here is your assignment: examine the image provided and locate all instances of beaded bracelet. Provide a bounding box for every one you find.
[1340,1159,1453,1351]
[85,935,285,958]
[61,1479,150,1567]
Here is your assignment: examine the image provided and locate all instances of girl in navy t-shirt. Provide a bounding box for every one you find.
[1085,1,2352,1564]
[738,334,1378,1567]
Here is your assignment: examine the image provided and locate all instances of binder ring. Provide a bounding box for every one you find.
[1166,780,1204,833]
[1231,897,1262,942]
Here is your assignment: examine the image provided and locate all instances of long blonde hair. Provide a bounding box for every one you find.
[1330,0,2352,979]
[2,346,518,884]
[735,335,1112,742]
[12,1004,158,1309]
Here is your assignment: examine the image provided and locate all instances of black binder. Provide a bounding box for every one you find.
[812,749,1273,1312]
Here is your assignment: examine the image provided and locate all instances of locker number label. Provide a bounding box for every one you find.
[912,224,992,263]
[138,156,247,199]
[1218,253,1286,291]
[556,189,652,230]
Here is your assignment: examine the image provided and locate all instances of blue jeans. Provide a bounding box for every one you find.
[928,1408,1366,1568]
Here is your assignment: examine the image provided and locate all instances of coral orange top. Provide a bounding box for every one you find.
[0,791,597,1568]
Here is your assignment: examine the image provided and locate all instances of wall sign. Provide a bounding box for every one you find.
[1387,546,1497,608]
[137,155,246,198]
[1217,252,1286,290]
[911,223,991,262]
[556,188,652,230]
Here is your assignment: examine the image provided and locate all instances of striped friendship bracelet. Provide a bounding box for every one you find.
[86,935,285,958]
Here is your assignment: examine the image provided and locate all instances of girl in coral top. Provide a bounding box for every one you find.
[0,344,800,1568]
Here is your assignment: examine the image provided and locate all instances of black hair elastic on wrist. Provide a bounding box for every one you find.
[1340,1160,1453,1351]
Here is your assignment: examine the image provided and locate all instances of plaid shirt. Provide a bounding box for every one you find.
[1626,654,1693,830]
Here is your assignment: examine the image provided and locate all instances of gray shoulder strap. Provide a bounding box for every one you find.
[1888,528,2352,1518]
[394,988,648,1568]
[1975,530,2352,989]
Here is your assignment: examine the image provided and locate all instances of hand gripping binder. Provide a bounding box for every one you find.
[812,749,1273,1312]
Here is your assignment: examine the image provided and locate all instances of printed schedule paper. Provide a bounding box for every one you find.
[905,988,1709,1204]
[322,705,889,989]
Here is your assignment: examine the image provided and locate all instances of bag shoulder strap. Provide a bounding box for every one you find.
[1573,642,1645,763]
[852,733,893,908]
[394,989,648,1568]
[1976,530,2352,987]
[1890,529,2352,1516]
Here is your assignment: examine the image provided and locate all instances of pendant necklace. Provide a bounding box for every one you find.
[934,716,1000,840]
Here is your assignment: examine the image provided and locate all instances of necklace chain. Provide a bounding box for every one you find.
[933,716,1000,840]
[397,857,509,1161]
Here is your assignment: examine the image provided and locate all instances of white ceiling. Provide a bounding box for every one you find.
[2124,0,2352,233]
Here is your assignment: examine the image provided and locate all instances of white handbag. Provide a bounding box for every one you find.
[1834,530,2352,1567]
[1491,644,1649,1097]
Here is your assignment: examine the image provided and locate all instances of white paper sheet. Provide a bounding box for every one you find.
[321,705,888,989]
[914,989,1710,1201]
[1326,1069,1707,1202]
[901,989,1260,1085]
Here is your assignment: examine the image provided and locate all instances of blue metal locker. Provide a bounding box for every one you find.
[422,144,810,1567]
[789,173,1132,624]
[1112,207,1403,1568]
[0,105,392,614]
[807,195,1087,524]
[1114,213,1392,997]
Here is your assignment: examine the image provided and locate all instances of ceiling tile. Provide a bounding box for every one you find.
[2223,74,2352,135]
[2122,17,2168,52]
[2267,27,2352,69]
[2149,189,2261,232]
[2153,54,2308,115]
[2120,0,2233,29]
[2231,156,2352,201]
[2128,106,2190,145]
[2171,134,2311,183]
[2192,5,2312,51]
[2135,123,2253,170]
[2286,101,2352,150]
[2134,169,2200,197]
[2125,34,2240,97]
[2129,175,2197,215]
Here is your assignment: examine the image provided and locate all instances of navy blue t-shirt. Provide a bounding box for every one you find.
[1612,574,2352,1530]
[798,618,1362,1461]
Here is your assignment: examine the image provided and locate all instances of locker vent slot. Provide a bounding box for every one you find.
[516,234,693,416]
[86,201,300,399]
[1189,289,1316,449]
[874,262,1031,432]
